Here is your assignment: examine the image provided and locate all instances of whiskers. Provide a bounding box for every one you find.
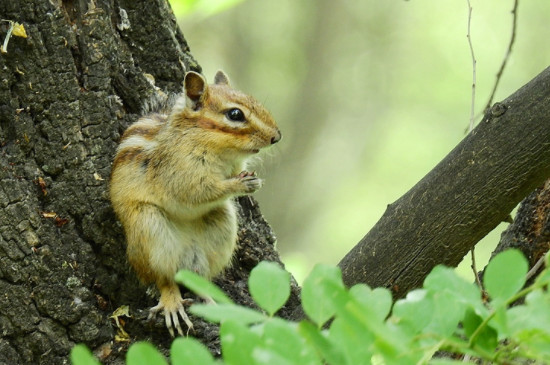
[248,144,282,175]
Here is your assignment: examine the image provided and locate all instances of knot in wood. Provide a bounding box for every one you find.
[490,102,507,117]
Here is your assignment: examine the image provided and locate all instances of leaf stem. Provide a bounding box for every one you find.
[1,20,14,54]
[468,276,546,347]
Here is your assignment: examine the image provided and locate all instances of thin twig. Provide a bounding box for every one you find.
[470,248,483,290]
[525,254,546,281]
[484,0,519,112]
[466,0,476,132]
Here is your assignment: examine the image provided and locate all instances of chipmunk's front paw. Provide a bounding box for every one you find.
[238,171,263,193]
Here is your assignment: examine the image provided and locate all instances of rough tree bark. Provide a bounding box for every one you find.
[0,1,299,364]
[338,66,550,298]
[492,177,550,277]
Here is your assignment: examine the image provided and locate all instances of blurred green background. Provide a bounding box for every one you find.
[169,0,550,283]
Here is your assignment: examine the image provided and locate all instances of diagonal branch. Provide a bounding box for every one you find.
[338,66,550,299]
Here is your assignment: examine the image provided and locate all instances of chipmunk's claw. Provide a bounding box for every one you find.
[149,287,194,336]
[238,170,257,178]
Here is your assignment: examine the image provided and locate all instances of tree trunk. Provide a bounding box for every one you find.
[338,66,550,298]
[0,1,298,364]
[491,177,550,279]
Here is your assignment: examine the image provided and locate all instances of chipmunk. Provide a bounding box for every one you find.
[109,70,281,336]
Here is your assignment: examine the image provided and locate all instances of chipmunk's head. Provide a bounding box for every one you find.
[171,71,281,158]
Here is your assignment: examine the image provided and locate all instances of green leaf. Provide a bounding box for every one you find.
[70,344,101,365]
[424,266,483,313]
[392,289,434,336]
[371,325,417,365]
[328,317,374,365]
[508,289,550,336]
[534,255,550,286]
[348,283,372,304]
[463,308,497,354]
[514,332,550,361]
[249,261,291,316]
[251,348,294,365]
[487,305,509,339]
[326,282,413,365]
[484,249,528,302]
[422,267,482,337]
[534,267,550,286]
[175,270,233,304]
[349,284,392,322]
[322,281,411,363]
[220,320,262,365]
[301,264,346,327]
[427,290,465,337]
[190,303,267,324]
[298,320,346,365]
[259,318,321,365]
[171,337,216,365]
[126,342,168,365]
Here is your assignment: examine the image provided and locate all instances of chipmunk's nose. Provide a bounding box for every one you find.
[271,130,282,144]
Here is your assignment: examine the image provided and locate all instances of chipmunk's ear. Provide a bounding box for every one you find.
[184,71,208,109]
[214,70,230,86]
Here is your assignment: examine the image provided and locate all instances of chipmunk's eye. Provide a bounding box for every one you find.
[226,108,246,122]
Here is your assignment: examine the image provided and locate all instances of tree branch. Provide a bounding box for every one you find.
[338,66,550,298]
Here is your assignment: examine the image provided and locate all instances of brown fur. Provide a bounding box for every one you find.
[112,147,145,170]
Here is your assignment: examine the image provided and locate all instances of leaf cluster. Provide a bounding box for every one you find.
[71,250,550,364]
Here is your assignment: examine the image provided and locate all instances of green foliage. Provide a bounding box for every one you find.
[483,248,528,303]
[301,264,344,327]
[71,250,550,365]
[249,261,291,316]
[171,337,217,365]
[126,342,168,365]
[174,270,233,304]
[70,345,100,365]
[191,302,267,324]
